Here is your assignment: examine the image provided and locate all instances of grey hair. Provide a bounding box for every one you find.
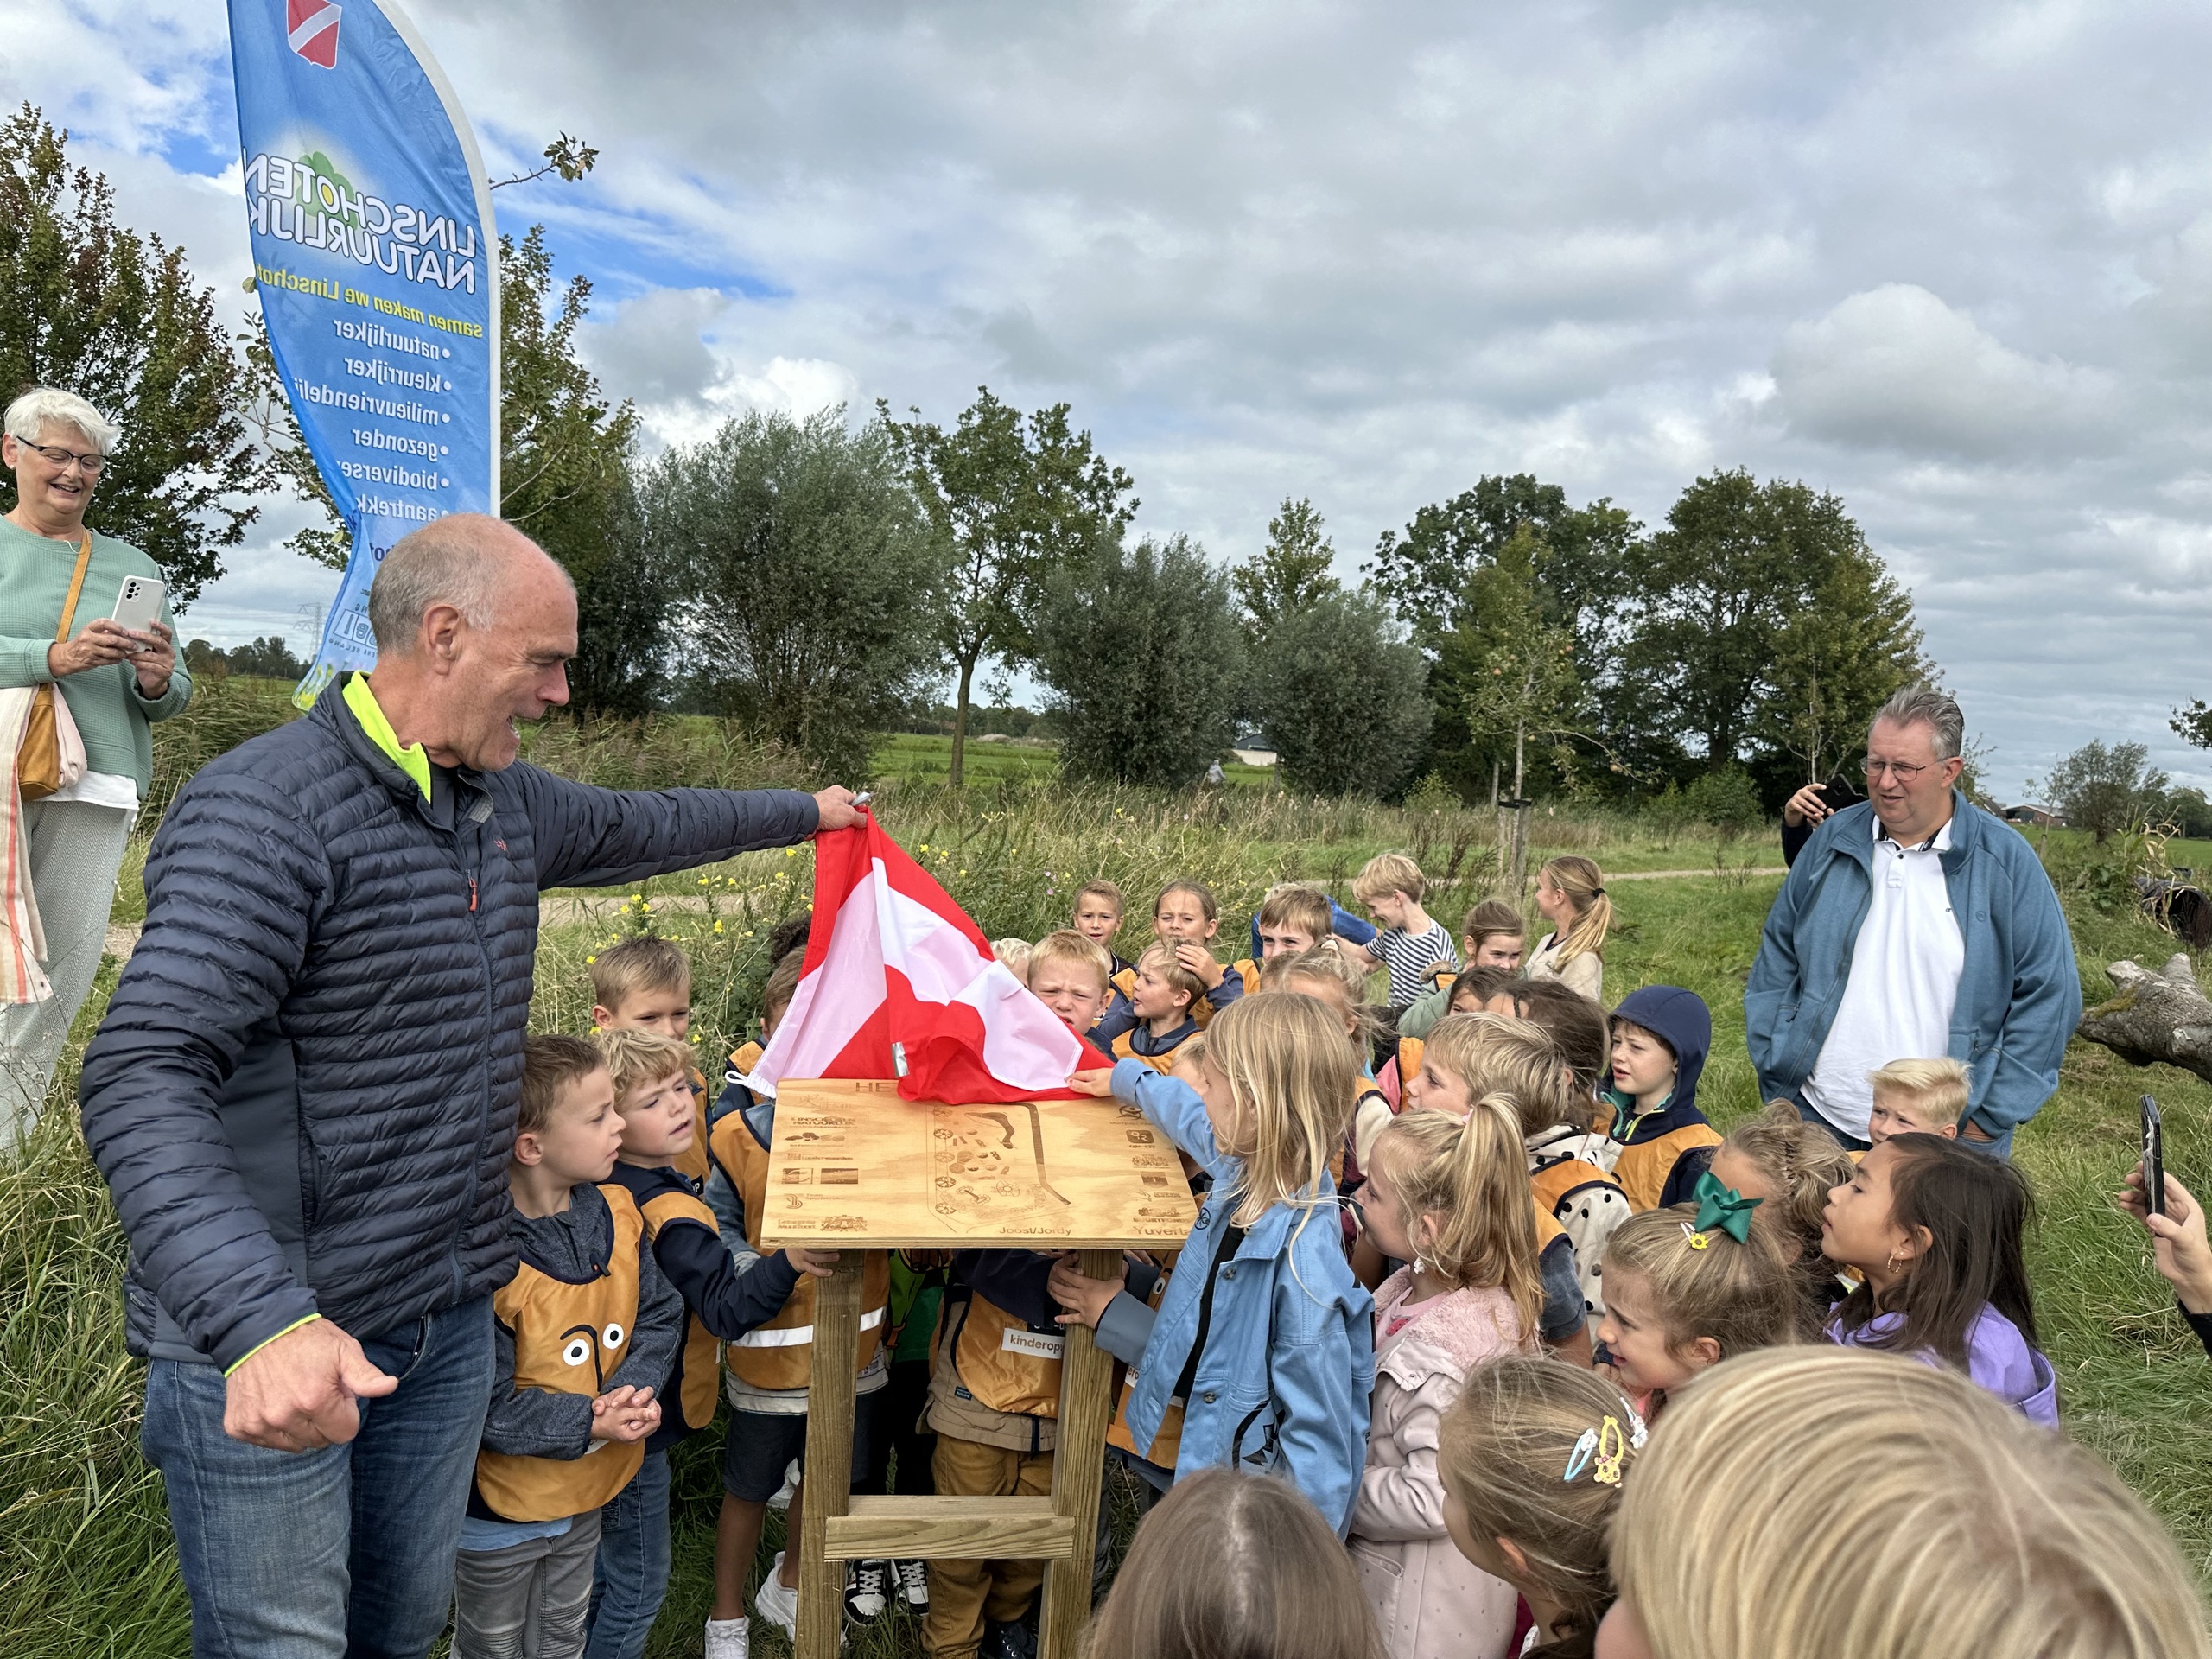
[5,387,121,454]
[1872,683,1964,762]
[366,515,562,652]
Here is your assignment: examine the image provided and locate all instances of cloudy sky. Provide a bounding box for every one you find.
[6,0,2212,792]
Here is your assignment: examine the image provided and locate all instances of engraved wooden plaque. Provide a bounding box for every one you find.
[755,1077,1198,1249]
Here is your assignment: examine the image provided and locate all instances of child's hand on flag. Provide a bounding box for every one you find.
[1065,1067,1115,1096]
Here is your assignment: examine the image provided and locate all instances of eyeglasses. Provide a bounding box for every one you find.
[1861,757,1930,782]
[22,442,105,474]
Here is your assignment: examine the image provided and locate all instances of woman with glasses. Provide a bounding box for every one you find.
[1,386,190,1135]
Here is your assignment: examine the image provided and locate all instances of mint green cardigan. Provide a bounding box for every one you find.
[0,516,194,793]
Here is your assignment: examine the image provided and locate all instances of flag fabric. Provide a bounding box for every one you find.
[228,0,499,709]
[742,815,1109,1103]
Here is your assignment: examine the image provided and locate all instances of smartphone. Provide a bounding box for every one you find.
[1816,773,1866,814]
[2143,1095,2166,1218]
[109,575,166,642]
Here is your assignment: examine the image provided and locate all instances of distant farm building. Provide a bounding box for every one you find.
[2002,804,2065,828]
[1231,747,1278,768]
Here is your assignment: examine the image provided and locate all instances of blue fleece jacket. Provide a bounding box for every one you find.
[1744,795,2081,1141]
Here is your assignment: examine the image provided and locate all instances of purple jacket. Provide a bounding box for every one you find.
[1828,1303,2057,1425]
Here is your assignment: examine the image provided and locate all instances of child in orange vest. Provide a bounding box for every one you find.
[1098,943,1205,1070]
[1071,879,1135,978]
[590,1027,832,1659]
[452,1037,680,1659]
[591,937,714,1185]
[920,931,1115,1659]
[704,953,896,1655]
[1598,986,1722,1211]
[1106,879,1244,1028]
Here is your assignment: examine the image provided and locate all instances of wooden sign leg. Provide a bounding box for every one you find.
[1037,1248,1120,1659]
[794,1254,865,1659]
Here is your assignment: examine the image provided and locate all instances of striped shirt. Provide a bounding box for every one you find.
[1373,919,1459,1008]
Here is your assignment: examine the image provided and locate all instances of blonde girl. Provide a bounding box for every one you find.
[1438,1356,1646,1659]
[1262,940,1389,1173]
[1407,1021,1601,1371]
[1348,1106,1541,1659]
[1593,1203,1799,1420]
[1704,1100,1857,1318]
[1525,855,1609,1002]
[1600,1347,2212,1659]
[1058,992,1375,1532]
[1084,1467,1385,1659]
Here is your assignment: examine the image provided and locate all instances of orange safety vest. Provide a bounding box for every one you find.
[709,1097,890,1390]
[1529,1155,1624,1222]
[637,1185,722,1435]
[475,1184,649,1522]
[946,1286,1065,1420]
[1612,1123,1723,1212]
[1113,962,1230,1027]
[1106,1253,1184,1469]
[1228,957,1261,995]
[1396,1036,1426,1089]
[1111,1027,1194,1074]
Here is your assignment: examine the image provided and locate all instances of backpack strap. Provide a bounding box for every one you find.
[55,534,92,644]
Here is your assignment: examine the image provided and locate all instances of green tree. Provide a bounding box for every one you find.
[0,105,271,605]
[1032,534,1243,787]
[2173,699,2212,752]
[1618,470,1922,781]
[1233,497,1338,639]
[1249,586,1428,796]
[2043,740,2171,844]
[647,408,948,780]
[879,388,1135,785]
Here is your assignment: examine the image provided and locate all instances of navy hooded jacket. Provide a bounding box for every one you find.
[79,690,819,1371]
[1604,984,1723,1210]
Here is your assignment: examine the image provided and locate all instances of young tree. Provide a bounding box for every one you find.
[0,105,271,605]
[2173,698,2212,752]
[1249,586,1428,797]
[648,409,950,780]
[2043,740,2171,844]
[1756,543,1926,784]
[1233,496,1338,639]
[1032,533,1243,788]
[879,388,1135,785]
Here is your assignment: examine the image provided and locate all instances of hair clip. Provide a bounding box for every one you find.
[1562,1427,1599,1482]
[1691,1169,1763,1243]
[1681,1220,1711,1250]
[1592,1415,1630,1485]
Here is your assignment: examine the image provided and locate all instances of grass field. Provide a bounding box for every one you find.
[5,709,2211,1656]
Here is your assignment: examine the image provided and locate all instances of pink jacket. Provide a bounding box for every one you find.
[1350,1272,1525,1659]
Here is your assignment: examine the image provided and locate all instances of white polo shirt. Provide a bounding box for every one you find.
[1802,814,1964,1140]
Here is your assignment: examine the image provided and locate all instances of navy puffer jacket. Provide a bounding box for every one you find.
[79,692,818,1370]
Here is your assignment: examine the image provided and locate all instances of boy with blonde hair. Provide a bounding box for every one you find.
[591,938,712,1184]
[1346,852,1459,1009]
[1105,943,1203,1071]
[1027,931,1115,1034]
[1071,880,1133,976]
[1866,1058,1968,1145]
[589,1027,830,1659]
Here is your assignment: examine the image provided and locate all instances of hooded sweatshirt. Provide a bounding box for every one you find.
[1599,986,1721,1211]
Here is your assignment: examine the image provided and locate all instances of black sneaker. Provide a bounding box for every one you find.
[892,1557,930,1615]
[982,1618,1037,1659]
[845,1559,888,1624]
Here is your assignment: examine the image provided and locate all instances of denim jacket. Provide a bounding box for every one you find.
[1094,1059,1375,1535]
[1743,794,2082,1142]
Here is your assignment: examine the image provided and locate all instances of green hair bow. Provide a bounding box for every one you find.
[1691,1168,1763,1243]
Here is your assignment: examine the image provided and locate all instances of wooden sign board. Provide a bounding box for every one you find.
[756,1078,1199,1250]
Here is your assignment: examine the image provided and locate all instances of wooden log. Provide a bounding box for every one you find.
[1038,1247,1120,1659]
[793,1255,865,1659]
[823,1496,1081,1561]
[2076,954,2212,1086]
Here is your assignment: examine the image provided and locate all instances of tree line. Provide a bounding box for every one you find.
[19,105,2207,813]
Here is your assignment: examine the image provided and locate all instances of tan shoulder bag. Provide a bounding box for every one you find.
[18,534,95,802]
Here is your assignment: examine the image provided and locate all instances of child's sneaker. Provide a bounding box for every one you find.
[844,1559,887,1624]
[892,1556,931,1615]
[705,1616,750,1659]
[982,1618,1038,1659]
[753,1554,800,1642]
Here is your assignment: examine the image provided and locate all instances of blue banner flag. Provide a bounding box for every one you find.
[227,0,499,707]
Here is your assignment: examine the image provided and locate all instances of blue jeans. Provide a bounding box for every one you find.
[142,1297,495,1659]
[583,1447,671,1659]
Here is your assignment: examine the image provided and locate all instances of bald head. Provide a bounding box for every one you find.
[367,514,572,656]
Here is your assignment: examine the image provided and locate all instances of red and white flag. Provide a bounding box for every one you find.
[741,813,1108,1102]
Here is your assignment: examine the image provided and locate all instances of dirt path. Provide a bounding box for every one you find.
[97,866,1787,966]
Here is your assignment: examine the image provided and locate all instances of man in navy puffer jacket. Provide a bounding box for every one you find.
[79,515,861,1659]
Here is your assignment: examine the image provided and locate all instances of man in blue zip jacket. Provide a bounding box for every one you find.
[79,515,863,1659]
[1744,683,2080,1157]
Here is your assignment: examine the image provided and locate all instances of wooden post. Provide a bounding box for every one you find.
[1038,1248,1120,1658]
[794,1254,865,1659]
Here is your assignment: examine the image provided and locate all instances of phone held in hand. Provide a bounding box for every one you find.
[2143,1096,2166,1218]
[109,574,166,644]
[1815,774,1866,815]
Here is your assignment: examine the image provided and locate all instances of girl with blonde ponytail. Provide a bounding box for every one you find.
[1346,1103,1543,1659]
[1526,856,1611,1002]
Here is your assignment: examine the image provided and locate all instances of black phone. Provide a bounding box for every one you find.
[2142,1095,2166,1217]
[1816,774,1865,814]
